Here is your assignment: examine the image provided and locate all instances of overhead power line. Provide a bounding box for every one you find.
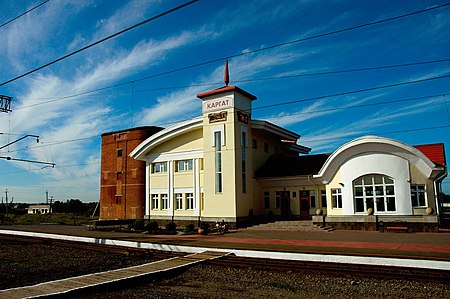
[0,0,199,87]
[130,2,450,84]
[304,125,450,143]
[0,0,50,29]
[6,90,450,155]
[252,73,450,111]
[0,1,447,90]
[13,57,450,110]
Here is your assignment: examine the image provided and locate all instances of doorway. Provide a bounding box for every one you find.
[299,190,310,220]
[280,191,291,220]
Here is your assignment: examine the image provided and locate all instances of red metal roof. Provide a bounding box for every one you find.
[414,143,446,166]
[196,85,257,101]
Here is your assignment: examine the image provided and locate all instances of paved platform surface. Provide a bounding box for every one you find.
[2,224,450,261]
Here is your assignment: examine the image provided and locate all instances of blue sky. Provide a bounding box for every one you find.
[0,0,449,203]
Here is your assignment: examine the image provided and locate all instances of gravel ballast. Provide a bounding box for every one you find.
[1,238,449,299]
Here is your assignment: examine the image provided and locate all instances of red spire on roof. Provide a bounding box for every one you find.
[224,60,229,86]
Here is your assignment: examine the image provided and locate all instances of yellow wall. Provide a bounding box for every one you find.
[152,129,203,154]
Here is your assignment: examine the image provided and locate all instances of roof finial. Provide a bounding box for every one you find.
[224,60,229,86]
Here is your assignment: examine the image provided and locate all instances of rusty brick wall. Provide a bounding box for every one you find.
[99,127,162,220]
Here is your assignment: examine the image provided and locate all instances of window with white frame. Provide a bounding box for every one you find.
[353,174,396,213]
[176,160,193,172]
[151,194,159,210]
[161,194,168,210]
[331,188,342,209]
[241,129,247,193]
[321,190,327,207]
[310,190,316,208]
[175,193,183,210]
[153,162,167,173]
[186,193,194,210]
[264,192,270,209]
[214,131,223,193]
[411,185,426,207]
[275,191,281,208]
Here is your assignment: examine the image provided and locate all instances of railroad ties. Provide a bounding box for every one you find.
[0,250,230,299]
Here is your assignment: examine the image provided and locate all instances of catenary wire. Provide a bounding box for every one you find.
[0,0,50,29]
[0,2,447,90]
[15,57,450,106]
[4,91,449,154]
[0,0,199,87]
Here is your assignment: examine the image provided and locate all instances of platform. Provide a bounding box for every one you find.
[0,251,230,299]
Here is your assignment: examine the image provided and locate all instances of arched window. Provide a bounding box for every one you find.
[353,174,396,213]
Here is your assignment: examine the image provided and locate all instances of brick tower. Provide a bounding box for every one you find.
[100,126,163,219]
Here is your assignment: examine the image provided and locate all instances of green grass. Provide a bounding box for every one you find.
[0,213,98,226]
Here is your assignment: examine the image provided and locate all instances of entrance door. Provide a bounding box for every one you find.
[299,191,310,220]
[280,191,291,220]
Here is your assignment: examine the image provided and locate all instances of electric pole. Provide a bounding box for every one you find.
[5,189,8,214]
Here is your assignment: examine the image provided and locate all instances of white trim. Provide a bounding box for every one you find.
[211,124,225,147]
[147,149,203,163]
[251,120,300,140]
[130,117,202,161]
[315,136,440,183]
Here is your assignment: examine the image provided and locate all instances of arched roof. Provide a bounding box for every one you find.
[314,136,443,182]
[130,117,203,161]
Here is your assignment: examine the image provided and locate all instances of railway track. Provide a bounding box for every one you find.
[1,233,449,285]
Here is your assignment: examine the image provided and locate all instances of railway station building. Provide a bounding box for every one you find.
[123,83,447,231]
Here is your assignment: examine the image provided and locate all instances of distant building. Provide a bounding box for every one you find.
[27,204,51,214]
[99,126,163,220]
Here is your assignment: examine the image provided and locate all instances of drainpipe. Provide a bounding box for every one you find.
[434,167,448,216]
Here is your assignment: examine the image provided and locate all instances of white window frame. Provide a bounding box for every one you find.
[176,160,193,172]
[153,162,167,173]
[275,191,281,209]
[186,193,194,210]
[175,193,183,210]
[331,188,342,209]
[151,194,159,210]
[264,192,270,209]
[411,185,427,207]
[161,194,168,210]
[353,174,396,213]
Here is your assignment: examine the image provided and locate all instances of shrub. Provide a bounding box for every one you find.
[146,221,159,233]
[165,222,177,231]
[133,219,145,231]
[183,223,196,235]
[199,222,210,234]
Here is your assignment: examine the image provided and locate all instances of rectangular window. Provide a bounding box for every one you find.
[151,194,159,210]
[186,193,194,210]
[153,162,167,173]
[275,191,281,208]
[411,185,426,207]
[161,194,168,210]
[176,160,193,172]
[175,193,183,210]
[117,149,123,157]
[264,143,269,153]
[252,139,257,149]
[331,188,342,209]
[310,190,316,208]
[241,131,247,193]
[321,190,327,208]
[201,193,204,210]
[215,131,223,193]
[264,192,270,209]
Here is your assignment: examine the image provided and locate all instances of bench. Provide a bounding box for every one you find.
[385,226,408,233]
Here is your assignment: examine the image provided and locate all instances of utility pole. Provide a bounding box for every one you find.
[49,196,53,214]
[5,189,8,214]
[46,190,48,204]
